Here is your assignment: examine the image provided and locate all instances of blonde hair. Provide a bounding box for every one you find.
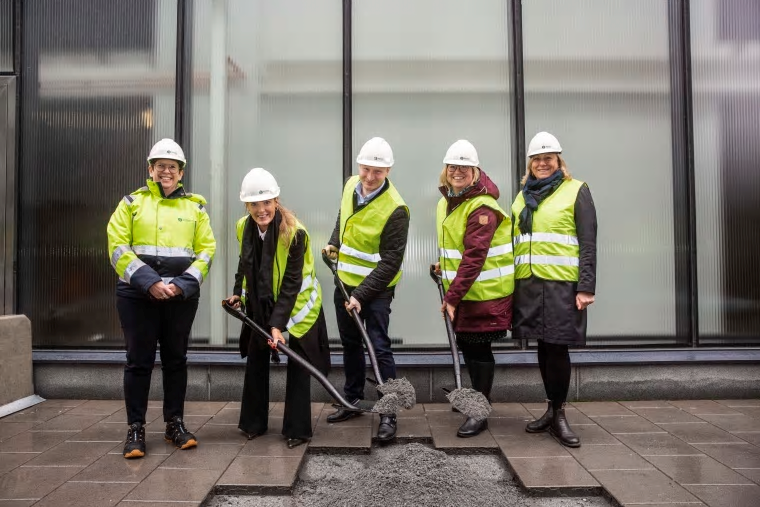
[439,165,481,190]
[521,154,571,186]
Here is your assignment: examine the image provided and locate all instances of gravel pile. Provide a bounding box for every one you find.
[446,387,492,421]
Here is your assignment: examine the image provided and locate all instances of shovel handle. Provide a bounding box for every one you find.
[321,250,384,386]
[221,299,365,412]
[429,264,462,390]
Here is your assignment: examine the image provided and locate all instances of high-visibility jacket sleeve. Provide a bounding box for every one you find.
[107,198,162,294]
[171,204,217,299]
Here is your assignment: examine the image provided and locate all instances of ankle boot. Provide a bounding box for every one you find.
[456,360,494,438]
[525,400,553,433]
[550,405,580,448]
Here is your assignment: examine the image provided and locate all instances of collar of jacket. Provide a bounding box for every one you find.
[146,179,186,199]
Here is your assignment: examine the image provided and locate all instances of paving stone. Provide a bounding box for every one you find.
[487,417,529,436]
[0,407,70,424]
[0,500,37,506]
[567,443,655,471]
[183,401,227,417]
[159,443,241,470]
[658,421,746,444]
[206,407,241,425]
[422,403,451,412]
[572,402,635,417]
[714,399,760,408]
[0,452,37,476]
[669,400,741,415]
[632,407,704,424]
[693,442,760,469]
[424,410,464,427]
[508,456,599,489]
[37,400,88,409]
[0,423,34,442]
[371,416,431,440]
[32,480,136,507]
[695,413,758,433]
[101,407,163,424]
[526,406,595,425]
[592,415,665,434]
[728,406,760,419]
[571,424,620,445]
[494,433,570,458]
[64,400,124,416]
[192,423,248,445]
[118,502,201,507]
[684,484,760,507]
[146,415,211,433]
[66,422,128,442]
[239,434,307,458]
[315,411,371,428]
[310,423,370,451]
[490,403,532,418]
[0,465,84,500]
[735,468,760,485]
[732,432,760,446]
[124,468,222,502]
[590,469,700,505]
[615,433,702,456]
[0,431,78,453]
[25,441,115,467]
[31,413,106,432]
[645,455,754,485]
[429,425,497,451]
[217,455,301,490]
[619,400,674,409]
[72,453,167,482]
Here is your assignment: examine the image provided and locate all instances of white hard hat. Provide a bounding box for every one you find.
[527,131,562,157]
[148,138,186,167]
[240,168,281,203]
[356,137,394,167]
[443,139,479,167]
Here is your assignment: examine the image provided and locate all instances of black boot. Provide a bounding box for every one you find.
[377,414,397,442]
[525,400,553,433]
[326,399,363,423]
[550,405,580,448]
[457,361,494,438]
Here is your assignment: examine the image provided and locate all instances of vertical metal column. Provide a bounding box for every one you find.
[342,0,352,181]
[208,0,228,345]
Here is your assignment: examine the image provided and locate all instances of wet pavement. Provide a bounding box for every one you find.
[1,399,758,506]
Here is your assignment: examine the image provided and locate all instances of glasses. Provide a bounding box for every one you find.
[447,165,472,173]
[154,163,180,173]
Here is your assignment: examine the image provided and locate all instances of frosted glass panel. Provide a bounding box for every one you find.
[691,0,760,344]
[189,0,342,346]
[353,0,512,347]
[0,0,11,72]
[18,0,176,347]
[523,0,676,343]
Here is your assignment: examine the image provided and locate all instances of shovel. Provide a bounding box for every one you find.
[321,250,416,414]
[429,264,492,421]
[221,299,371,414]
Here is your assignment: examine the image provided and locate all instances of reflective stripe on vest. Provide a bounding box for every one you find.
[337,175,408,288]
[511,178,584,282]
[236,216,322,338]
[436,194,514,301]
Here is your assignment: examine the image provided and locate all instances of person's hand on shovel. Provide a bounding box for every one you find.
[270,328,286,349]
[441,301,455,321]
[345,296,362,314]
[434,262,441,276]
[323,245,338,261]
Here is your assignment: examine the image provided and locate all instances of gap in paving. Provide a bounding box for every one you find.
[203,442,615,507]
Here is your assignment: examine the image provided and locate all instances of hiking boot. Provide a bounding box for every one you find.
[550,405,580,448]
[377,414,397,442]
[526,400,554,433]
[165,416,197,450]
[123,422,146,459]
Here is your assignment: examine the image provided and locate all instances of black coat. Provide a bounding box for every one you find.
[512,183,597,346]
[233,213,330,374]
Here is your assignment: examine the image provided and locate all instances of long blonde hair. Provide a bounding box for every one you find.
[521,154,571,186]
[438,165,481,190]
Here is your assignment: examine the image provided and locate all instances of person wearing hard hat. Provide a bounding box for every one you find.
[107,138,216,459]
[226,168,330,449]
[323,137,410,442]
[511,132,597,448]
[435,140,514,437]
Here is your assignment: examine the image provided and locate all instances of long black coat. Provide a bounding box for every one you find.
[233,213,330,374]
[511,183,597,346]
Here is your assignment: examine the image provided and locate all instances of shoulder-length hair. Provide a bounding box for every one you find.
[520,154,571,186]
[438,165,481,189]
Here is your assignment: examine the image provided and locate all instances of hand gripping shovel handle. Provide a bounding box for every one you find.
[221,299,366,412]
[321,250,384,386]
[429,264,462,390]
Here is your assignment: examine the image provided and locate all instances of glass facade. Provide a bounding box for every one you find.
[8,0,759,349]
[691,0,760,344]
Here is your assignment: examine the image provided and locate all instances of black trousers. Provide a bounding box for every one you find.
[239,335,313,440]
[117,296,198,425]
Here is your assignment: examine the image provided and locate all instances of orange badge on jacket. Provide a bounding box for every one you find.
[479,215,489,225]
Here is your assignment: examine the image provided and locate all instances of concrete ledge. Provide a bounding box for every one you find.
[32,362,760,402]
[0,315,34,406]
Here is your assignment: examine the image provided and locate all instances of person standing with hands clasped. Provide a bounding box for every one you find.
[324,137,410,442]
[226,168,330,449]
[435,140,514,438]
[511,132,597,448]
[107,139,216,459]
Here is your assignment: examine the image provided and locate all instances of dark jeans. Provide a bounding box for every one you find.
[238,335,313,439]
[334,287,396,401]
[117,296,198,425]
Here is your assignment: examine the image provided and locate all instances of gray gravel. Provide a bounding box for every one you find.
[205,443,613,507]
[375,377,416,412]
[446,387,492,420]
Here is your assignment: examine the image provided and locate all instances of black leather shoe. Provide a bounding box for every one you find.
[457,417,488,438]
[376,415,397,442]
[526,401,554,433]
[286,438,308,449]
[326,402,363,423]
[550,406,580,448]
